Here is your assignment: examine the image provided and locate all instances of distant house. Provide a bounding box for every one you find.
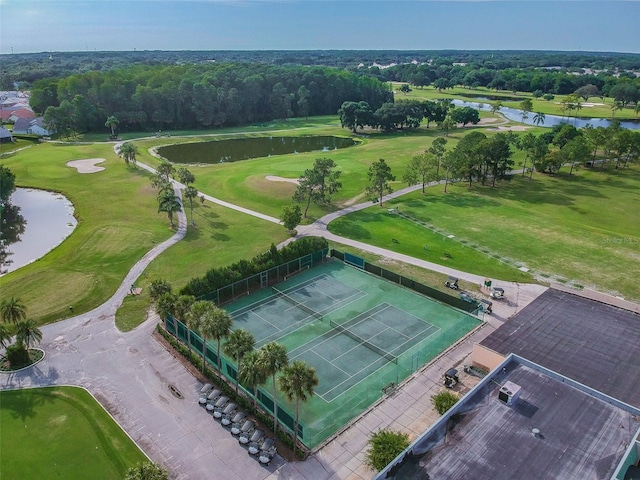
[12,117,53,136]
[0,108,35,123]
[0,127,13,143]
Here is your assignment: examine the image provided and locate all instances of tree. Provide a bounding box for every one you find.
[188,301,231,375]
[258,341,289,432]
[575,84,601,102]
[440,151,460,193]
[148,279,172,303]
[0,165,16,203]
[402,153,440,193]
[0,324,11,348]
[450,106,480,127]
[124,462,169,480]
[338,101,374,133]
[365,159,395,206]
[0,296,27,325]
[184,186,199,226]
[532,111,546,127]
[105,115,119,137]
[427,137,448,177]
[432,391,458,415]
[155,292,177,323]
[438,114,456,136]
[279,360,319,455]
[15,319,43,350]
[223,329,255,394]
[155,162,176,184]
[293,158,342,218]
[398,84,411,94]
[490,101,502,116]
[562,136,590,175]
[157,188,182,229]
[519,98,533,123]
[119,142,138,166]
[364,429,410,472]
[238,349,267,410]
[177,167,195,187]
[280,204,302,233]
[296,85,311,119]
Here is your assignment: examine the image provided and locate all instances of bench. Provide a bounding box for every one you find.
[382,382,396,394]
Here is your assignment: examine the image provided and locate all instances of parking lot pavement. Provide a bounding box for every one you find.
[0,312,285,480]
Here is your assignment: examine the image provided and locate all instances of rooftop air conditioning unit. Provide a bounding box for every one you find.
[498,381,522,406]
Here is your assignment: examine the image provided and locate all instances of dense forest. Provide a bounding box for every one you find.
[3,50,640,135]
[2,50,640,86]
[31,63,393,134]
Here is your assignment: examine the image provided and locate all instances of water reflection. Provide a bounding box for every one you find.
[452,99,640,130]
[1,188,77,275]
[0,201,26,273]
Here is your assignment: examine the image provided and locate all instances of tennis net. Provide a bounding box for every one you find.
[330,319,397,364]
[272,286,323,321]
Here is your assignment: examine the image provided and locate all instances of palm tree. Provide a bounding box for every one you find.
[155,292,177,322]
[238,350,267,410]
[105,115,119,137]
[279,360,319,455]
[157,189,182,229]
[119,142,139,166]
[0,296,27,325]
[223,329,255,394]
[187,300,214,372]
[184,186,199,226]
[532,112,546,127]
[258,342,289,432]
[15,319,43,349]
[177,167,195,187]
[188,302,232,377]
[0,324,12,348]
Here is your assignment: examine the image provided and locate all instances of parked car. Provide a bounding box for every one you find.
[445,276,459,290]
[481,299,493,314]
[198,384,213,405]
[212,396,230,418]
[247,429,266,454]
[238,420,256,444]
[258,438,277,465]
[230,412,248,434]
[219,403,238,425]
[205,389,222,412]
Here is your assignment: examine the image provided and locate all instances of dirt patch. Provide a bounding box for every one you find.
[66,158,106,173]
[477,117,500,125]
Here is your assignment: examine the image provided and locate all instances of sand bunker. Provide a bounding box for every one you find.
[67,158,106,173]
[487,125,531,132]
[265,175,300,185]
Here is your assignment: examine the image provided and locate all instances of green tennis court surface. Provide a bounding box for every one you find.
[225,259,482,448]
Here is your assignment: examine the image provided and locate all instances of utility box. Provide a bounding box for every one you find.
[498,381,522,406]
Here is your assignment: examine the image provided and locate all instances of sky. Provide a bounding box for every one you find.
[1,0,639,54]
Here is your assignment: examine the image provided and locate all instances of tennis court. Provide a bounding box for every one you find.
[222,259,482,448]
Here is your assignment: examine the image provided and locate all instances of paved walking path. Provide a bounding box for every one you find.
[2,148,547,480]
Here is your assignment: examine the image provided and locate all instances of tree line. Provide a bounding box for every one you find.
[4,50,639,88]
[31,63,392,135]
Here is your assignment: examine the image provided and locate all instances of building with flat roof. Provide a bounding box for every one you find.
[375,354,640,480]
[375,288,640,479]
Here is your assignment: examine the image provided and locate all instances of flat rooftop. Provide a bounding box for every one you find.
[389,359,640,480]
[481,288,640,408]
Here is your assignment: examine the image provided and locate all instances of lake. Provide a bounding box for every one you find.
[157,135,359,164]
[1,188,77,275]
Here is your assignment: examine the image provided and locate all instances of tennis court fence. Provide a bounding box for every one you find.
[331,249,480,313]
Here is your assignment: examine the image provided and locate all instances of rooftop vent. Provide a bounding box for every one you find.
[498,381,522,406]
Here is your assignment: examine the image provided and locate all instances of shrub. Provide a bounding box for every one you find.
[365,428,410,472]
[6,344,30,367]
[431,390,459,415]
[124,461,168,480]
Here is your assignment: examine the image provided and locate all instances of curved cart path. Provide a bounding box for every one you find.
[2,142,546,480]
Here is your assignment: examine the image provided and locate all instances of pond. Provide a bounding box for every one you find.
[452,100,640,130]
[157,135,358,164]
[1,188,77,275]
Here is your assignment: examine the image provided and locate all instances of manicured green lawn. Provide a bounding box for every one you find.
[0,387,148,479]
[329,165,640,300]
[0,141,288,327]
